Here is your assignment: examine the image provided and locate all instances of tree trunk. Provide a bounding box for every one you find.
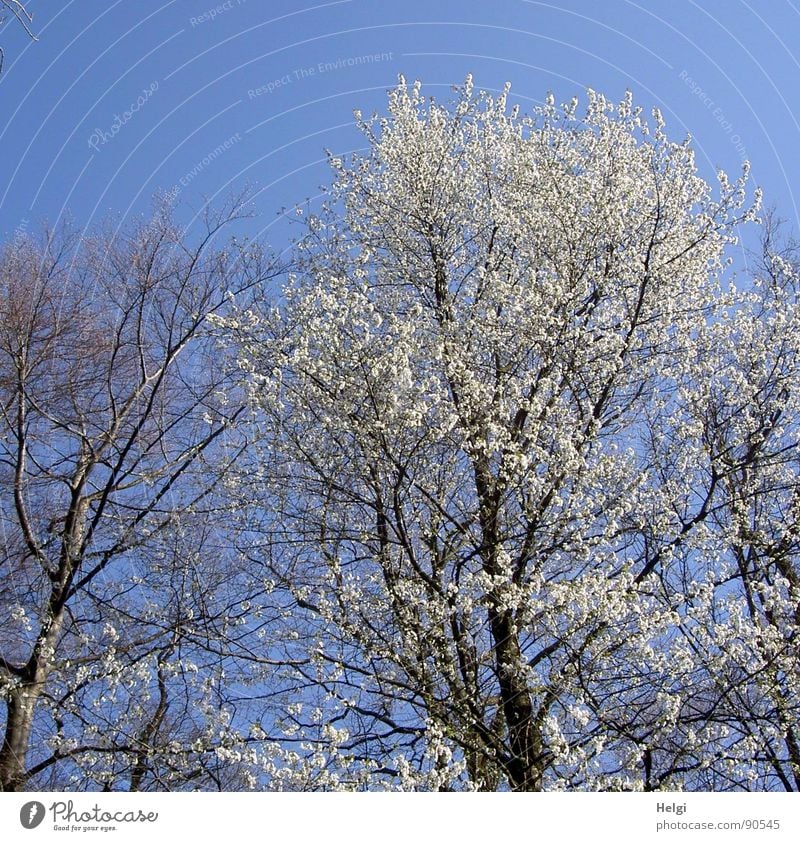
[0,607,65,791]
[0,683,39,791]
[471,456,543,790]
[489,607,543,791]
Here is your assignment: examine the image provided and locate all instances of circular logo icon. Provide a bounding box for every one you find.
[20,802,45,829]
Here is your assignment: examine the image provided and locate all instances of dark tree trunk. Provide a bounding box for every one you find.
[488,607,543,791]
[0,685,37,791]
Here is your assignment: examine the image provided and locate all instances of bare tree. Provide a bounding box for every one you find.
[0,196,281,791]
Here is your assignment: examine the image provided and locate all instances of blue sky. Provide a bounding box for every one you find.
[2,0,800,257]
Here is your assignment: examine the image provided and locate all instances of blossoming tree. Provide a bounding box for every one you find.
[226,78,800,790]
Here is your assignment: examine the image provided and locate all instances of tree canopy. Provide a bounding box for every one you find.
[225,78,799,791]
[3,78,800,792]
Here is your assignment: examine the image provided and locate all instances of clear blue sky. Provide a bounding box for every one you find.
[2,0,800,257]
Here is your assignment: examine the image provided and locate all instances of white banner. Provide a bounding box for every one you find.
[1,792,797,841]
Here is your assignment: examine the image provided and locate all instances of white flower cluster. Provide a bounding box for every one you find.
[216,77,795,790]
